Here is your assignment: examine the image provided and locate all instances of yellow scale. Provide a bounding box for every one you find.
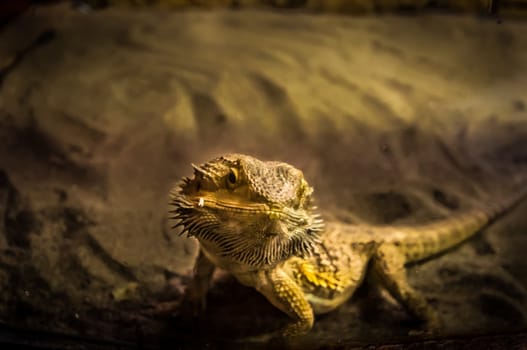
[296,261,346,292]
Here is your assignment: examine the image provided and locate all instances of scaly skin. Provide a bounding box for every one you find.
[169,154,526,337]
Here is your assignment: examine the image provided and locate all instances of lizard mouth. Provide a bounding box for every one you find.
[188,194,312,225]
[193,194,271,213]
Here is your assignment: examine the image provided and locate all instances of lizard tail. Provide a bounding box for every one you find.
[384,187,527,263]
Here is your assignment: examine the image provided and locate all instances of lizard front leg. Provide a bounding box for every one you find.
[253,267,314,337]
[372,244,440,332]
[186,248,216,314]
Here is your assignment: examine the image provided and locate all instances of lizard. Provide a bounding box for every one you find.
[169,153,527,337]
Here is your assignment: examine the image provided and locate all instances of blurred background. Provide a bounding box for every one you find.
[1,1,527,349]
[1,0,527,21]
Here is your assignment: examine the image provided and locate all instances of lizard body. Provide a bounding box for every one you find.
[170,154,526,336]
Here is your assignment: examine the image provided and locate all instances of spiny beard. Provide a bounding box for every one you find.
[170,192,324,268]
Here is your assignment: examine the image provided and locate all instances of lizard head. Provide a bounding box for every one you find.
[170,154,324,268]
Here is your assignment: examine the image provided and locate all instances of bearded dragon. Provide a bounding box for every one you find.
[169,153,526,337]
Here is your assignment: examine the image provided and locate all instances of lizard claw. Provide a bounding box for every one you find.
[408,315,442,337]
[281,320,312,338]
[178,285,208,317]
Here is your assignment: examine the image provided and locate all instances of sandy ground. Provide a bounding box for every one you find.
[1,4,527,349]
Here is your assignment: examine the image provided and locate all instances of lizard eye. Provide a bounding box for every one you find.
[227,168,238,187]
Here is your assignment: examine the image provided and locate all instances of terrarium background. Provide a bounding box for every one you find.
[1,1,527,349]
